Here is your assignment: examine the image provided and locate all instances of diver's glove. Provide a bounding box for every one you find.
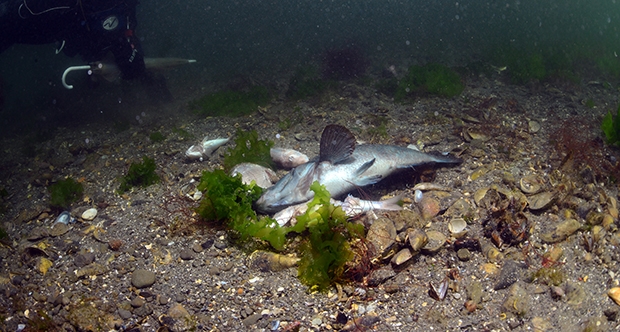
[112,31,146,80]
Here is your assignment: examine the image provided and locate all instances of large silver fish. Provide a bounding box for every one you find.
[255,124,461,213]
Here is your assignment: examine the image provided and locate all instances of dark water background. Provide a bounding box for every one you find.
[0,0,618,135]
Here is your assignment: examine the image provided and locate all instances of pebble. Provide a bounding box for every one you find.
[131,269,156,288]
[608,287,620,306]
[180,249,195,260]
[243,313,264,326]
[118,308,132,319]
[131,296,145,308]
[81,208,98,221]
[74,252,96,268]
[457,248,471,261]
[494,260,526,290]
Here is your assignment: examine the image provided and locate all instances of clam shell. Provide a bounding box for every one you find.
[422,230,446,253]
[408,229,428,252]
[519,175,543,194]
[528,191,557,210]
[448,218,468,238]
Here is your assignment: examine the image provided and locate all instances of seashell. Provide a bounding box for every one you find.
[528,120,541,133]
[448,218,468,238]
[414,189,423,203]
[419,196,440,221]
[27,227,49,241]
[247,250,299,272]
[519,175,543,194]
[412,182,452,192]
[230,162,278,189]
[201,137,230,156]
[185,145,205,160]
[81,208,97,221]
[608,287,620,306]
[465,128,490,141]
[422,230,446,253]
[407,229,428,252]
[270,148,309,169]
[391,248,413,267]
[527,191,557,210]
[540,218,581,243]
[49,223,70,237]
[54,211,74,225]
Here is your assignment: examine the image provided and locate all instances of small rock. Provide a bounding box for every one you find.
[180,249,194,260]
[118,308,132,319]
[502,283,529,316]
[191,243,203,253]
[214,239,228,250]
[81,208,98,221]
[243,313,263,326]
[494,260,526,290]
[131,297,145,308]
[74,252,96,268]
[366,266,396,287]
[131,269,156,288]
[456,248,471,261]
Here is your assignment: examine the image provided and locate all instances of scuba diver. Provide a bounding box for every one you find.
[0,0,146,80]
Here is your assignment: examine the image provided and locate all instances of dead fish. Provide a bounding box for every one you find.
[256,124,461,213]
[230,163,278,189]
[337,194,403,217]
[185,137,230,161]
[270,148,309,169]
[273,195,402,227]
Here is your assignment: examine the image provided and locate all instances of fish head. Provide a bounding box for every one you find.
[254,162,317,213]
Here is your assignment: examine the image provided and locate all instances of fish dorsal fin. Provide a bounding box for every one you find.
[319,124,356,164]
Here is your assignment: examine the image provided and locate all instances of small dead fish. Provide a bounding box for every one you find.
[230,163,278,189]
[337,194,403,217]
[185,137,230,161]
[270,148,309,169]
[273,195,402,227]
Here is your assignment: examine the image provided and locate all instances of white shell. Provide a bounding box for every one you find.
[54,211,74,224]
[81,208,98,221]
[448,218,468,237]
[230,162,277,189]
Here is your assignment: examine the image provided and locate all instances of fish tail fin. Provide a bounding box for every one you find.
[378,195,404,211]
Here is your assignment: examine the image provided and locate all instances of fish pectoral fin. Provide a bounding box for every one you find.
[355,174,382,187]
[319,124,357,164]
[354,158,376,177]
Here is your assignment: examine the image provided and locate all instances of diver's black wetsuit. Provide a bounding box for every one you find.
[0,0,145,79]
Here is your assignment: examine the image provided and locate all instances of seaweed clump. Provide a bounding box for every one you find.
[223,129,275,172]
[602,103,620,146]
[552,117,620,182]
[117,156,160,194]
[395,63,464,100]
[189,86,271,117]
[195,173,364,290]
[49,177,83,209]
[295,182,365,291]
[195,169,288,250]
